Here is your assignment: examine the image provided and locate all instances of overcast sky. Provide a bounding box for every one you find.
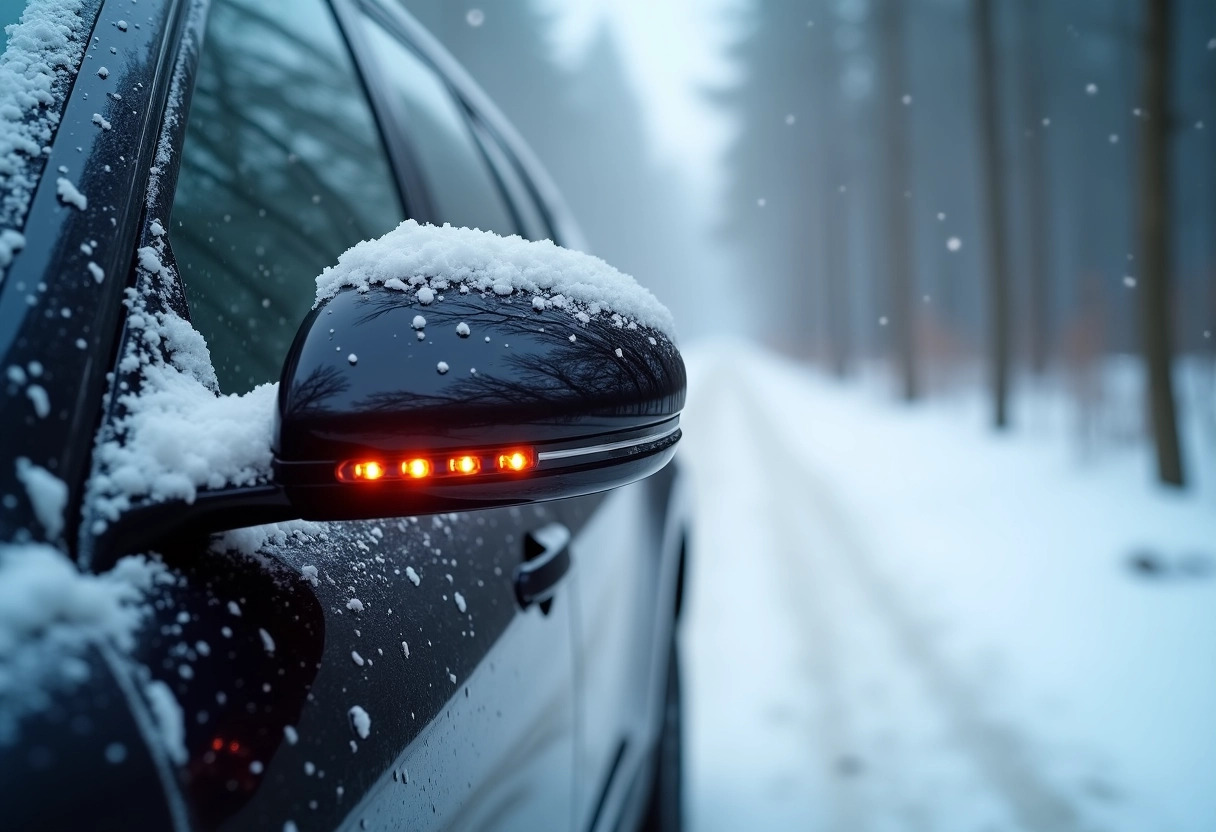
[539,0,740,201]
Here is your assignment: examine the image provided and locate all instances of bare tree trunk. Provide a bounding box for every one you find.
[817,8,850,378]
[1139,0,1184,486]
[975,0,1012,429]
[877,0,918,401]
[1019,0,1051,375]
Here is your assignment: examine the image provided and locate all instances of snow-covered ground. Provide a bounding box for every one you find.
[680,339,1216,832]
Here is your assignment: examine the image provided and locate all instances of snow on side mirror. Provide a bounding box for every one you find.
[272,222,685,520]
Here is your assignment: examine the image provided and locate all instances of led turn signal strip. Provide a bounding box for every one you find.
[335,420,678,484]
[336,448,534,483]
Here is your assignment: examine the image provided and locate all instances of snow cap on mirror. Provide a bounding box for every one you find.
[313,220,676,340]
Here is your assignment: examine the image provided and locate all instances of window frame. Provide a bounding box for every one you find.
[348,0,522,236]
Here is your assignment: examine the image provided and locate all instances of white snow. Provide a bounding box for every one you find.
[87,304,278,522]
[453,592,466,613]
[25,383,49,417]
[283,725,298,745]
[90,112,110,131]
[55,176,86,210]
[144,679,185,765]
[347,353,357,365]
[313,220,675,339]
[401,641,409,658]
[351,650,364,667]
[14,457,67,539]
[455,322,470,337]
[437,361,449,374]
[348,704,371,739]
[213,520,325,557]
[300,564,319,585]
[0,543,165,743]
[87,261,104,283]
[682,341,1216,832]
[0,0,92,256]
[258,627,275,654]
[0,229,23,268]
[405,566,420,586]
[346,598,364,613]
[411,314,426,330]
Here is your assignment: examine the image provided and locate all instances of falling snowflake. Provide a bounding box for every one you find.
[1123,276,1137,288]
[901,94,912,105]
[466,8,484,27]
[1085,83,1098,95]
[947,237,962,252]
[785,114,796,126]
[879,316,889,327]
[756,197,766,207]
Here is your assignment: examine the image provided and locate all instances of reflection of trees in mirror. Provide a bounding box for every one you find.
[348,295,679,421]
[170,0,402,394]
[148,543,325,827]
[282,364,350,420]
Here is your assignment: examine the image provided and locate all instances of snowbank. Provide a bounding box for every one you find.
[314,220,676,339]
[681,340,1216,832]
[0,0,92,261]
[0,543,166,742]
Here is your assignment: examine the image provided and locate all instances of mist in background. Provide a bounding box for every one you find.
[406,3,1216,827]
[411,0,1215,490]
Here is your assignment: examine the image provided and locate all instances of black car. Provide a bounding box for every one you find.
[0,1,688,830]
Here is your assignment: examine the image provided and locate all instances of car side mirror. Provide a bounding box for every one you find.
[273,284,685,521]
[91,224,684,564]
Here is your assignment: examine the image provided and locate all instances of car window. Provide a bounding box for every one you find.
[170,0,404,394]
[359,21,517,237]
[469,117,552,242]
[0,0,25,52]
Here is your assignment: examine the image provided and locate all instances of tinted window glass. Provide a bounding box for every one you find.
[0,0,25,53]
[172,0,404,393]
[360,22,516,236]
[470,119,552,242]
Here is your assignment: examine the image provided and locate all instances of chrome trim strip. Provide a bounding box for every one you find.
[537,422,681,462]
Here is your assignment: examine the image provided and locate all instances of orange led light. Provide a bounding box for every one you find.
[496,449,533,472]
[402,458,432,479]
[353,461,385,481]
[448,455,481,475]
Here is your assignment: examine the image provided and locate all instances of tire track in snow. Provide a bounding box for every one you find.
[702,367,870,832]
[729,359,1085,832]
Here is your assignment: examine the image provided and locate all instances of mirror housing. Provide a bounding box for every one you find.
[272,286,685,520]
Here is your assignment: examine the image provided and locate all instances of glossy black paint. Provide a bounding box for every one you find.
[0,0,688,829]
[0,0,186,549]
[274,287,685,519]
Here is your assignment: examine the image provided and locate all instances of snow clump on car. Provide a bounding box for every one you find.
[314,220,676,339]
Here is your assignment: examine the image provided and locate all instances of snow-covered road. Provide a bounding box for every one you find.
[680,341,1216,832]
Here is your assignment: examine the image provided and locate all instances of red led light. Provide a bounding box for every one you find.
[448,455,481,475]
[402,458,432,479]
[496,449,534,472]
[353,461,385,481]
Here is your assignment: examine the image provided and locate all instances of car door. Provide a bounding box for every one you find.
[376,28,684,828]
[83,0,578,828]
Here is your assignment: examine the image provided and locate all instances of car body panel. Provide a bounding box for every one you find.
[0,1,687,829]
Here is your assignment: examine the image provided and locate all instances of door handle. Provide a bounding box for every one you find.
[514,523,571,612]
